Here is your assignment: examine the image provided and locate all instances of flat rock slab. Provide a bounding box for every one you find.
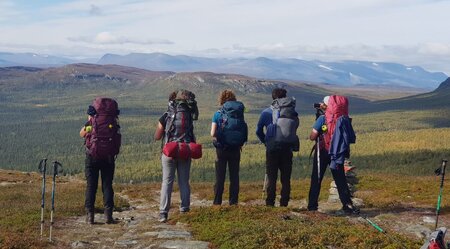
[157,230,192,239]
[114,239,139,247]
[71,241,91,248]
[159,240,209,249]
[422,216,435,224]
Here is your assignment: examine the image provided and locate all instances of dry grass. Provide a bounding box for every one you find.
[0,170,129,249]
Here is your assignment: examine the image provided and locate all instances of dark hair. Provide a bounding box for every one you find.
[168,91,177,101]
[218,89,236,105]
[169,89,196,101]
[272,88,287,100]
[87,105,96,116]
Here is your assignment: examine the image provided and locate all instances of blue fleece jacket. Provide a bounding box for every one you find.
[329,116,356,169]
[256,107,272,144]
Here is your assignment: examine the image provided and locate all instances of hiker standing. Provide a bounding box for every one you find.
[79,98,121,224]
[154,90,199,222]
[210,90,248,205]
[256,88,299,207]
[307,95,359,214]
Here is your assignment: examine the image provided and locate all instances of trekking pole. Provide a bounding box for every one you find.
[38,158,47,238]
[434,159,448,231]
[49,161,62,242]
[262,173,268,201]
[314,106,323,184]
[363,217,407,249]
[316,137,321,184]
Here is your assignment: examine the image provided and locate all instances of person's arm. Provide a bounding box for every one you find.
[80,117,92,138]
[154,122,165,141]
[80,127,87,138]
[256,111,269,144]
[211,122,217,137]
[309,129,319,141]
[310,115,324,141]
[211,111,219,138]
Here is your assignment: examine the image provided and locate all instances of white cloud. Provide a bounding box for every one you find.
[1,0,450,74]
[67,32,174,45]
[418,43,450,56]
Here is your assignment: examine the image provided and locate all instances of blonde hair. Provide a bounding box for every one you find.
[218,89,236,106]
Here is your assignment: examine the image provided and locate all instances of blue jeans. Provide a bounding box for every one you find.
[160,154,191,214]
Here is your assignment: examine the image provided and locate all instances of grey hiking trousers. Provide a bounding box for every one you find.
[159,154,191,214]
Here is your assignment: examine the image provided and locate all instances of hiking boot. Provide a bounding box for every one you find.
[104,209,115,224]
[86,212,95,224]
[280,202,289,207]
[265,200,275,207]
[180,208,190,214]
[158,213,168,223]
[342,204,360,215]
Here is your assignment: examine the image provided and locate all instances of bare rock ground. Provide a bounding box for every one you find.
[53,187,210,249]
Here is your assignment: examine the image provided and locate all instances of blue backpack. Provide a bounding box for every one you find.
[217,101,248,148]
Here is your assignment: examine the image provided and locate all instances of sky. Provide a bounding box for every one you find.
[1,0,449,74]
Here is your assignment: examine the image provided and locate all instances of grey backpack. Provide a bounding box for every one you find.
[266,97,300,152]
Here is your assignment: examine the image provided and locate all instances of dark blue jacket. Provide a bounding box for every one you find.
[256,107,272,144]
[329,116,356,169]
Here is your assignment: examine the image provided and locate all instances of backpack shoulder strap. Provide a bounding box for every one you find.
[163,110,175,144]
[219,107,228,125]
[270,105,280,124]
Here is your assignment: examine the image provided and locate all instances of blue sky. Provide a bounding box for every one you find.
[1,0,449,74]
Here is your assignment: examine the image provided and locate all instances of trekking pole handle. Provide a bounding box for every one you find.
[39,159,47,209]
[38,158,47,173]
[52,161,63,176]
[439,159,447,187]
[442,159,447,172]
[51,161,62,209]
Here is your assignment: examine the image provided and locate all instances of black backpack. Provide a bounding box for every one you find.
[164,100,196,144]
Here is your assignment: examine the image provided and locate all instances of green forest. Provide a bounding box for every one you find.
[0,71,449,183]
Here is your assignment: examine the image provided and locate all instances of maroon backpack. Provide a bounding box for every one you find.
[85,98,121,159]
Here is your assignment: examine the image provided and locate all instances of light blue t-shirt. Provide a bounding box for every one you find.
[313,115,326,134]
[212,111,221,125]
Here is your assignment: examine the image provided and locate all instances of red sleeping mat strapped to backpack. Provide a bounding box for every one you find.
[162,141,202,160]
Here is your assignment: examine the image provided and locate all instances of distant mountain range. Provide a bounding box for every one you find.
[0,63,448,114]
[0,52,447,90]
[0,52,76,67]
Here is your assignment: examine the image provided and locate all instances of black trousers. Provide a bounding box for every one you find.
[308,149,352,210]
[85,155,115,212]
[214,147,241,205]
[266,149,293,207]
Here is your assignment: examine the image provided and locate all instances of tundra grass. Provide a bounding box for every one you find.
[0,170,129,249]
[2,170,448,248]
[176,206,421,249]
